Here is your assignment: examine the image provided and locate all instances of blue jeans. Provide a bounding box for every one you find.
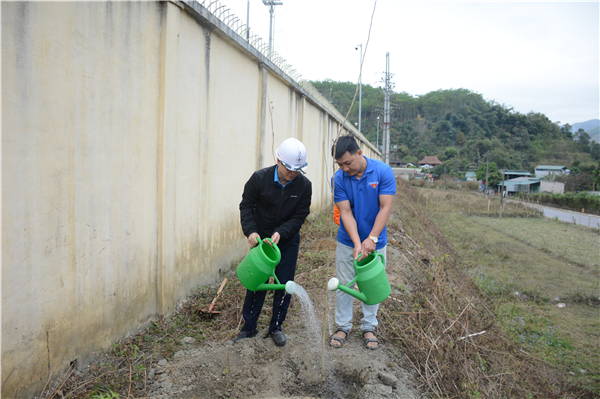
[334,241,387,333]
[241,232,299,334]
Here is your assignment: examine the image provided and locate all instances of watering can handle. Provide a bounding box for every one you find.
[261,237,281,259]
[353,251,371,266]
[257,237,282,285]
[353,252,365,272]
[352,254,359,273]
[353,252,386,269]
[377,252,385,266]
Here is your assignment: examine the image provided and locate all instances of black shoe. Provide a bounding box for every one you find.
[270,330,287,347]
[232,329,258,343]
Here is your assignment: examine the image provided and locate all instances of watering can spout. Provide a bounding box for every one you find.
[327,277,339,291]
[326,252,390,305]
[327,277,367,303]
[252,280,295,293]
[285,281,297,294]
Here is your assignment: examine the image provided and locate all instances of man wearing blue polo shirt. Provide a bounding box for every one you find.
[329,135,396,350]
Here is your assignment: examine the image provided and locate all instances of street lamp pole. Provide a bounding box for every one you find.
[262,1,283,53]
[246,0,250,40]
[356,44,362,132]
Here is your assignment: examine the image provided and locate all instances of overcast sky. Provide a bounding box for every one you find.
[220,0,599,126]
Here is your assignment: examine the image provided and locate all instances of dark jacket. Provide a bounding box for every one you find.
[240,165,312,241]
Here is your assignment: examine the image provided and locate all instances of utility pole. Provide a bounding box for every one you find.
[500,168,506,217]
[376,116,380,151]
[262,1,282,53]
[444,165,447,189]
[356,44,362,132]
[485,151,489,196]
[383,52,392,165]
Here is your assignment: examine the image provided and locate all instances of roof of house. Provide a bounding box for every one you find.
[508,177,538,182]
[505,170,531,176]
[418,156,442,165]
[465,172,476,177]
[498,178,541,186]
[535,165,566,171]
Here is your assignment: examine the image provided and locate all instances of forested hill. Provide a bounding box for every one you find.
[311,80,600,180]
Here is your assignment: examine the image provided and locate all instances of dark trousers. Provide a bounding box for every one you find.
[241,232,299,334]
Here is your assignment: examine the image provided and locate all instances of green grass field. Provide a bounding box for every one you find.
[425,189,600,394]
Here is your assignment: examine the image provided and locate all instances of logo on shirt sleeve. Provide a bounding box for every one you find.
[369,181,379,189]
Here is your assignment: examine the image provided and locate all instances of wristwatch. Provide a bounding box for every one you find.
[368,235,378,244]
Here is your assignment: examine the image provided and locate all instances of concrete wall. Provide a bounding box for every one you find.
[1,1,378,397]
[540,180,565,194]
[535,169,567,178]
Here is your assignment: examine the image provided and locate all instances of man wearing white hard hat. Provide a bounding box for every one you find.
[235,138,312,347]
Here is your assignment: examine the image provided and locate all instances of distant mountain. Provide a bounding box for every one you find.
[571,119,600,143]
[572,119,599,132]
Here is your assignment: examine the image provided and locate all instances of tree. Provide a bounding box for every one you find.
[561,123,573,139]
[397,144,409,157]
[590,142,600,161]
[432,163,460,179]
[456,131,466,148]
[458,158,471,173]
[444,147,458,160]
[592,163,600,191]
[565,172,593,192]
[475,162,502,189]
[574,128,591,152]
[403,155,418,165]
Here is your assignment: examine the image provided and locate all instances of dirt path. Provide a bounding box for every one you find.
[139,244,424,399]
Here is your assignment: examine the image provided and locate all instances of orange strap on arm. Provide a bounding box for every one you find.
[333,204,340,226]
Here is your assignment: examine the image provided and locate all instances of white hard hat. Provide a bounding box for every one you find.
[276,138,307,174]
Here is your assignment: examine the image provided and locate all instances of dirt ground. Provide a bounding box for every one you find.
[137,245,424,399]
[142,330,421,399]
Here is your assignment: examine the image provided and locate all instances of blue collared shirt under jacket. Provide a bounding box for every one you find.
[334,156,397,250]
[274,165,294,189]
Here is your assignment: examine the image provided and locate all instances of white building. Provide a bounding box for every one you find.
[535,165,568,178]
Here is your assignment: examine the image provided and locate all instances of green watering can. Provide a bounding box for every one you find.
[236,238,296,294]
[327,252,390,305]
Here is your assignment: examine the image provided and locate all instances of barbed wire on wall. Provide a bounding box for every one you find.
[192,0,361,138]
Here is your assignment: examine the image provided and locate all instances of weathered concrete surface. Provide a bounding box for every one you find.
[1,1,377,397]
[2,3,164,397]
[540,180,565,194]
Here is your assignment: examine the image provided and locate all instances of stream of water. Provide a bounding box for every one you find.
[292,284,347,397]
[292,284,322,351]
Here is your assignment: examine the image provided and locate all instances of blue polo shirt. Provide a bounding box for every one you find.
[334,156,396,249]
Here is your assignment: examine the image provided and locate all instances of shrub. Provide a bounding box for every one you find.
[519,192,600,214]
